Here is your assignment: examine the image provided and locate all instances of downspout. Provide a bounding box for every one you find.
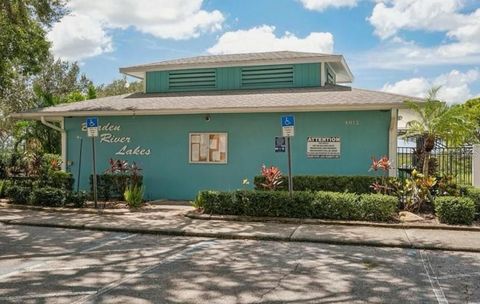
[41,116,67,171]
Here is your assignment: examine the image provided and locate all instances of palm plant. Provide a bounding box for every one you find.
[404,87,476,177]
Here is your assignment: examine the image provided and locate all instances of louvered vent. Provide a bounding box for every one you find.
[241,65,294,88]
[168,69,216,90]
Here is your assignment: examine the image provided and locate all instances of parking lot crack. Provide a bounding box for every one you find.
[402,227,414,248]
[255,263,300,303]
[71,239,217,304]
[288,225,301,240]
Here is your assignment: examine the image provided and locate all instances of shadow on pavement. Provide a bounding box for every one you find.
[0,223,479,303]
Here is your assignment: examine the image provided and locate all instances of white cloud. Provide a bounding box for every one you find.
[368,0,464,39]
[299,0,358,11]
[382,69,480,104]
[382,78,431,98]
[48,0,224,61]
[365,0,480,68]
[207,25,334,55]
[48,14,112,61]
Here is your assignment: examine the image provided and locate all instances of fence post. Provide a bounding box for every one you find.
[473,144,480,187]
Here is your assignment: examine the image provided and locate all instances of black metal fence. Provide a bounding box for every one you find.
[397,146,473,185]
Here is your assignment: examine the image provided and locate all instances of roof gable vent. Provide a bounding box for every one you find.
[168,69,216,90]
[241,65,294,89]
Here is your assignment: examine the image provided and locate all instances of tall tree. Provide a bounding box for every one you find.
[0,0,67,152]
[0,0,67,97]
[96,77,143,98]
[460,97,480,141]
[33,54,92,106]
[5,54,93,154]
[404,88,476,176]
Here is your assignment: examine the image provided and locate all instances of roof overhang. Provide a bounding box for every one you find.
[10,103,406,120]
[329,56,354,83]
[120,54,353,83]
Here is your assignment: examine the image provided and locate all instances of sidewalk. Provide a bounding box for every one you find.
[1,204,480,252]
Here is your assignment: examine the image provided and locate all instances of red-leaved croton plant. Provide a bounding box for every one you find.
[260,164,284,191]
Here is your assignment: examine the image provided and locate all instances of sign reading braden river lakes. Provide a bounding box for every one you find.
[81,122,151,156]
[307,137,341,159]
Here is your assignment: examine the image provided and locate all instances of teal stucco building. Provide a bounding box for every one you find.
[14,51,420,200]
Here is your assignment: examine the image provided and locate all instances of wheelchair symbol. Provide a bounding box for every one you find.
[86,118,98,128]
[281,116,294,127]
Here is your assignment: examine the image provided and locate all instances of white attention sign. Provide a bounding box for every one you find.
[307,137,341,159]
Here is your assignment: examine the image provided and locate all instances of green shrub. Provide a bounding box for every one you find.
[434,196,476,225]
[8,176,36,188]
[197,190,398,222]
[243,191,314,218]
[45,171,74,191]
[357,194,398,222]
[90,174,144,201]
[6,185,31,204]
[30,187,66,207]
[312,191,359,220]
[38,153,62,177]
[8,172,73,191]
[124,185,145,208]
[0,155,7,179]
[0,180,10,198]
[67,191,88,208]
[194,190,213,209]
[464,187,480,218]
[254,175,377,194]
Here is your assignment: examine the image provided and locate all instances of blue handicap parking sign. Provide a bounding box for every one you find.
[281,115,295,127]
[86,117,98,128]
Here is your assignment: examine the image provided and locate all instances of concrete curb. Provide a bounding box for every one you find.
[2,219,480,253]
[6,202,478,233]
[0,202,143,215]
[185,211,480,232]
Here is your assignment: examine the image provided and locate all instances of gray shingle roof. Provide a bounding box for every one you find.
[121,51,338,69]
[119,51,354,82]
[12,85,423,118]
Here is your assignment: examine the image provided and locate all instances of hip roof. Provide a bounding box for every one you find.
[11,85,424,119]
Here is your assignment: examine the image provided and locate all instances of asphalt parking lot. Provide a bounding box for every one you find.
[0,223,479,303]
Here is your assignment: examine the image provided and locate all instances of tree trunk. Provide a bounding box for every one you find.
[422,151,430,177]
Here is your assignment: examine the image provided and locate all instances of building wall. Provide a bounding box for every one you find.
[65,110,391,200]
[145,63,322,93]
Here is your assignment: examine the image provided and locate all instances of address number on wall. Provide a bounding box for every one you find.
[345,120,360,125]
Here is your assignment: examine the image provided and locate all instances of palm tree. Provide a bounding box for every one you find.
[404,87,475,177]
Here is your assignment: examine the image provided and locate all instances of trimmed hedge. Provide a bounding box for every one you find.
[7,173,74,191]
[90,174,143,201]
[464,187,480,218]
[67,191,88,208]
[311,191,358,219]
[358,194,398,222]
[30,187,66,207]
[253,175,377,194]
[195,190,397,222]
[6,185,31,204]
[434,196,476,225]
[43,171,74,191]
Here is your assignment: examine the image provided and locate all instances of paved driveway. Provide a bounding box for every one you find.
[0,224,479,303]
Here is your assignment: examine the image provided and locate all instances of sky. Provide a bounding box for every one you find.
[47,0,480,104]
